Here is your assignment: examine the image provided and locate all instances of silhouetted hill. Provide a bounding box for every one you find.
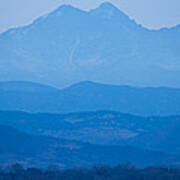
[0,3,180,88]
[1,164,180,180]
[0,81,180,116]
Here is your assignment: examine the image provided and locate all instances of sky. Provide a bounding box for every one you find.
[0,0,180,33]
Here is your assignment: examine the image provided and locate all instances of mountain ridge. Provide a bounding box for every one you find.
[0,3,180,88]
[0,81,180,116]
[0,81,59,92]
[1,2,179,35]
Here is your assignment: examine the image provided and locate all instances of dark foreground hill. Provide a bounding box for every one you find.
[0,81,180,116]
[1,165,180,180]
[0,125,179,168]
[1,110,180,154]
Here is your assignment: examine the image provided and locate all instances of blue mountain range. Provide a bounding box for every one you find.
[0,2,180,88]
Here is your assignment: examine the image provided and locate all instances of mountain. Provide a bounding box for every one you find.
[1,110,180,154]
[0,81,180,116]
[0,81,58,93]
[0,124,178,167]
[0,3,180,88]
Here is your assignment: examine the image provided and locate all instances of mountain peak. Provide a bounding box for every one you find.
[48,4,86,18]
[63,81,103,91]
[90,2,129,20]
[55,4,76,11]
[99,2,119,10]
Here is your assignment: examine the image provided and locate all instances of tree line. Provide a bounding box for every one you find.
[0,163,180,180]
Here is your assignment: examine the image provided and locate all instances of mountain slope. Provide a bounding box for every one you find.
[0,3,180,88]
[0,124,178,167]
[1,110,180,154]
[0,81,180,116]
[0,81,59,92]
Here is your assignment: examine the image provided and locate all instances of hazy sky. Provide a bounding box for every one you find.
[0,0,180,33]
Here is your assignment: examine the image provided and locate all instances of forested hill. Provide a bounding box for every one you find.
[1,110,180,154]
[0,124,179,167]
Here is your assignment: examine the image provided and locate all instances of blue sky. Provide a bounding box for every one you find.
[0,0,180,33]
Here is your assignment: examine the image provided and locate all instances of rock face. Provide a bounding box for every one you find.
[0,2,180,88]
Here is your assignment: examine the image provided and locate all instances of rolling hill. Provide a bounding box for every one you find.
[0,125,178,168]
[1,110,180,154]
[0,81,180,116]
